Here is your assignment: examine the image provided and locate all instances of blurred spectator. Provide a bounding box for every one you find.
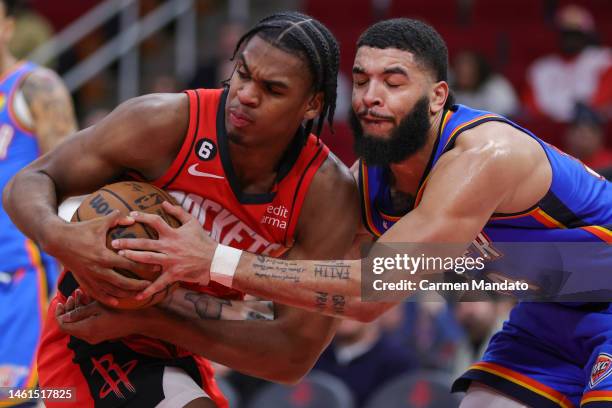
[314,318,417,407]
[523,4,612,122]
[451,300,513,378]
[71,28,116,117]
[9,1,53,60]
[564,103,612,170]
[382,300,464,372]
[452,50,519,117]
[189,21,245,89]
[225,371,267,407]
[592,65,612,120]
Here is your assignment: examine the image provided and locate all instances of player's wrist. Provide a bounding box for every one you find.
[38,217,69,256]
[209,244,243,287]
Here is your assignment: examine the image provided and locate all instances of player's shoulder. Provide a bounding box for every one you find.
[316,152,358,196]
[294,150,360,248]
[448,120,545,182]
[19,66,66,96]
[301,152,359,216]
[116,92,188,130]
[124,92,187,113]
[456,120,533,155]
[23,65,59,81]
[93,93,189,159]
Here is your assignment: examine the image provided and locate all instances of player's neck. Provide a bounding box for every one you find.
[0,52,17,76]
[389,110,443,194]
[227,136,293,193]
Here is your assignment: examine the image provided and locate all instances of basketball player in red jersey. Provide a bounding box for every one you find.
[4,12,358,408]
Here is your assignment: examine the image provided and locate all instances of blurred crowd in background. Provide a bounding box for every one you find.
[12,0,612,406]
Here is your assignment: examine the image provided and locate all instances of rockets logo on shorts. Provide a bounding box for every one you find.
[91,354,138,399]
[590,353,612,388]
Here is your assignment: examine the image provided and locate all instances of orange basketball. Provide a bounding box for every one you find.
[72,181,180,309]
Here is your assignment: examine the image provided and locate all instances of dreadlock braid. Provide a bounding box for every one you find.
[231,11,340,137]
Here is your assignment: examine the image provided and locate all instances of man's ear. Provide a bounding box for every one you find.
[304,92,324,121]
[430,81,449,115]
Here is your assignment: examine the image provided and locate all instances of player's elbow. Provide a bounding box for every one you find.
[270,367,310,385]
[282,344,325,384]
[268,330,332,384]
[2,172,18,214]
[282,370,311,385]
[260,355,316,385]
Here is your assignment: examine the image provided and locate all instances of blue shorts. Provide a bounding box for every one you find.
[0,249,58,407]
[453,302,612,407]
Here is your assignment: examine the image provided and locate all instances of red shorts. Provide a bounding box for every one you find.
[37,272,228,408]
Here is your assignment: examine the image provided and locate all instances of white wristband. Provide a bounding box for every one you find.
[210,244,243,287]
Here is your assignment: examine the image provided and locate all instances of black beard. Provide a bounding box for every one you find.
[351,96,431,166]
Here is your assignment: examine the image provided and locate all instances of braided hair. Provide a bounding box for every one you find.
[230,12,340,137]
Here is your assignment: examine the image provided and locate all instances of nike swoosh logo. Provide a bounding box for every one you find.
[187,164,225,179]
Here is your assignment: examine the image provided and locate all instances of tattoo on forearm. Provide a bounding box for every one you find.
[314,291,346,315]
[185,292,231,320]
[314,261,350,280]
[252,255,305,283]
[247,311,269,320]
[332,295,346,315]
[315,291,328,312]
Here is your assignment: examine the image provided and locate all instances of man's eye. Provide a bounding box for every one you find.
[267,86,282,95]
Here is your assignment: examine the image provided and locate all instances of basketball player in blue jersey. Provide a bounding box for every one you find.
[108,18,612,408]
[0,0,77,405]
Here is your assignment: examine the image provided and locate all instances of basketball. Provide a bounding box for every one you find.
[72,181,181,309]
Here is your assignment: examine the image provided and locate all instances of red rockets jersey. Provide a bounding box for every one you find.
[152,87,330,298]
[38,88,329,407]
[51,86,329,345]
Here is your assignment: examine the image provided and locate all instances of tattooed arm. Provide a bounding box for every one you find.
[65,155,360,383]
[115,124,547,322]
[141,155,359,382]
[21,67,77,153]
[232,256,373,320]
[224,126,542,321]
[161,287,273,321]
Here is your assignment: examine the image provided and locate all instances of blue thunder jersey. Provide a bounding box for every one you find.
[0,61,49,272]
[0,62,60,403]
[359,104,611,298]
